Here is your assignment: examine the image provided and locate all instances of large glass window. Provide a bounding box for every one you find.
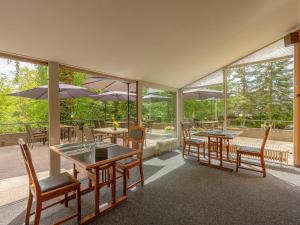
[183,39,294,165]
[58,67,137,142]
[142,87,177,145]
[0,58,49,206]
[183,70,224,130]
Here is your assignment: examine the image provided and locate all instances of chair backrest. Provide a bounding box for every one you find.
[180,122,191,141]
[84,127,95,141]
[18,138,41,194]
[99,120,106,128]
[260,126,271,154]
[25,124,34,139]
[93,120,100,128]
[127,125,145,155]
[74,126,84,142]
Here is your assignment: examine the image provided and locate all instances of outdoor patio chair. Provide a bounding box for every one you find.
[18,138,81,225]
[236,126,271,177]
[181,122,205,161]
[24,124,47,149]
[93,120,100,128]
[116,125,145,195]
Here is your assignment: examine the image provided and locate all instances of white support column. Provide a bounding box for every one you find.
[136,81,143,126]
[48,62,61,176]
[223,69,228,130]
[177,89,183,147]
[294,43,300,166]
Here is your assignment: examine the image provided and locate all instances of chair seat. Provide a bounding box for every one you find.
[189,138,205,144]
[117,156,138,166]
[39,172,77,193]
[238,146,261,154]
[33,132,46,137]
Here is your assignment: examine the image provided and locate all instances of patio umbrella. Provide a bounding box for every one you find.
[90,91,136,127]
[83,77,136,92]
[143,94,171,121]
[142,94,170,102]
[185,88,226,121]
[8,83,94,100]
[89,91,136,101]
[183,88,226,100]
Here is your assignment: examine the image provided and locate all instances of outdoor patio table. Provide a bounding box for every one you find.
[93,127,128,144]
[193,130,240,172]
[50,141,140,224]
[42,124,74,142]
[59,124,74,142]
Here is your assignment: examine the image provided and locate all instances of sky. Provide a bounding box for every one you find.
[0,58,36,79]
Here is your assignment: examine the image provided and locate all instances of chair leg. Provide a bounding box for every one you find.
[139,163,144,186]
[64,193,68,207]
[33,200,42,225]
[236,153,239,172]
[261,156,266,177]
[127,170,130,179]
[89,179,93,189]
[188,144,191,155]
[25,190,33,225]
[197,145,200,161]
[238,154,241,166]
[123,169,127,196]
[203,143,205,158]
[76,187,81,221]
[182,142,186,158]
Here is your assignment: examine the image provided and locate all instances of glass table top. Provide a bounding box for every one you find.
[54,141,134,167]
[192,130,240,138]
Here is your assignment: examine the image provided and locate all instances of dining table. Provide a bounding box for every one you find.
[93,127,128,144]
[50,140,140,224]
[193,130,240,172]
[42,124,74,142]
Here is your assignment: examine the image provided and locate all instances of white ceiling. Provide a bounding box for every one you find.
[0,0,299,88]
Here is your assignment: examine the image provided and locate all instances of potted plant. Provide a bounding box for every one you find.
[164,126,174,133]
[112,118,119,131]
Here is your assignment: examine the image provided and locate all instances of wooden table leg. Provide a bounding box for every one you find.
[226,139,230,160]
[68,127,71,142]
[112,134,117,144]
[95,169,100,215]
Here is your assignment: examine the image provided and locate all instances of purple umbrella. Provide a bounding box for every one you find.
[8,83,94,100]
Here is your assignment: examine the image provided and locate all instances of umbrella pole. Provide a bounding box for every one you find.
[104,102,107,122]
[215,99,218,121]
[127,83,130,128]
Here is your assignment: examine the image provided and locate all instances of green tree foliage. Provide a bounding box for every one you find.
[184,58,294,128]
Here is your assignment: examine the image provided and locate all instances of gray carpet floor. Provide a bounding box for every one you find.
[2,150,300,225]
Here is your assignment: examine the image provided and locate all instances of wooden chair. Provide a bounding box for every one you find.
[181,122,205,161]
[93,120,100,128]
[116,125,145,195]
[25,124,47,149]
[18,139,81,225]
[236,126,271,177]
